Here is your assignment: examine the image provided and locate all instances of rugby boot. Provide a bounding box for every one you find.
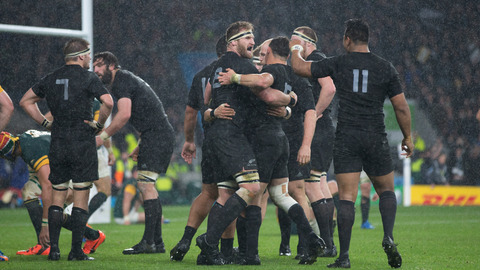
[279,244,291,256]
[238,254,261,265]
[361,220,375,229]
[382,237,402,268]
[327,257,351,268]
[17,244,50,255]
[318,244,338,257]
[47,245,60,261]
[83,230,105,254]
[155,241,166,253]
[122,239,156,255]
[196,251,211,265]
[68,250,94,261]
[299,233,325,265]
[0,250,9,261]
[170,239,190,261]
[195,233,225,265]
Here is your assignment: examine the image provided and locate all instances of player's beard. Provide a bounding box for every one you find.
[100,69,113,85]
[239,44,253,59]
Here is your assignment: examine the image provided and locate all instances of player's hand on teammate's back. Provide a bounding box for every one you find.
[218,68,236,85]
[214,103,236,120]
[266,106,287,118]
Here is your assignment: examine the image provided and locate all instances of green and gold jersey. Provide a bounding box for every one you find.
[19,130,51,172]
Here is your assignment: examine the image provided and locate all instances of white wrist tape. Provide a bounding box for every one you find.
[291,44,304,53]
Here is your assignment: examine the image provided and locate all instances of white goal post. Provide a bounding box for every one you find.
[0,0,94,67]
[0,0,112,223]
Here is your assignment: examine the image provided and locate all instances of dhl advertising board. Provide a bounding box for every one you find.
[411,185,480,206]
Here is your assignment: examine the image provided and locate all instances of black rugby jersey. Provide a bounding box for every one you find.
[32,65,108,138]
[311,52,402,132]
[110,69,173,134]
[249,64,298,132]
[187,60,216,134]
[209,52,258,133]
[281,75,315,135]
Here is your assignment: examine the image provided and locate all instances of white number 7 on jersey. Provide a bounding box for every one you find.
[56,79,69,100]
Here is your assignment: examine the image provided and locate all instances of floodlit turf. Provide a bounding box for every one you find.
[0,204,479,269]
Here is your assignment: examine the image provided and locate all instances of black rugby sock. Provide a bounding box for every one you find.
[337,200,355,260]
[332,193,340,215]
[361,196,370,224]
[25,198,43,242]
[206,193,247,245]
[62,213,99,240]
[142,199,159,245]
[48,205,64,248]
[379,191,397,240]
[236,215,247,254]
[311,199,332,249]
[287,203,314,247]
[71,207,89,253]
[220,237,234,258]
[326,198,336,246]
[154,199,163,245]
[245,205,262,257]
[88,192,107,218]
[205,202,224,245]
[181,226,197,243]
[277,207,291,247]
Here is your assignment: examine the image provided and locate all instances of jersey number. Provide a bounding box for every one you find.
[212,67,222,89]
[352,69,368,93]
[284,82,292,94]
[56,79,69,100]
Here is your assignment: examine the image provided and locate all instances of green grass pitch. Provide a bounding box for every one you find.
[0,204,479,269]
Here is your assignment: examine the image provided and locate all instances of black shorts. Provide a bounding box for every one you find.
[333,129,394,176]
[285,130,310,181]
[137,129,174,174]
[210,132,257,182]
[201,136,217,184]
[310,116,335,172]
[252,130,289,183]
[49,137,98,184]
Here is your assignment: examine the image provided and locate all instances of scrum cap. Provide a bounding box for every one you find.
[0,131,18,158]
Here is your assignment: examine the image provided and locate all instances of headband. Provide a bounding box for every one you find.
[228,30,254,43]
[65,47,91,57]
[292,31,316,44]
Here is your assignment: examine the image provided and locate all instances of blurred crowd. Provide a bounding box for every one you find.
[0,0,479,204]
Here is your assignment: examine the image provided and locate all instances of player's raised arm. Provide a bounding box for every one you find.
[289,39,313,78]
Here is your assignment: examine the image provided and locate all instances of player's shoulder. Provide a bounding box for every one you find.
[261,63,281,73]
[307,50,327,61]
[196,60,217,78]
[364,53,397,75]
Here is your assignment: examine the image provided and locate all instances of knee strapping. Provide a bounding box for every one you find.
[218,180,238,190]
[234,170,259,185]
[137,170,158,183]
[306,172,327,183]
[52,182,69,191]
[72,182,93,191]
[268,183,296,213]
